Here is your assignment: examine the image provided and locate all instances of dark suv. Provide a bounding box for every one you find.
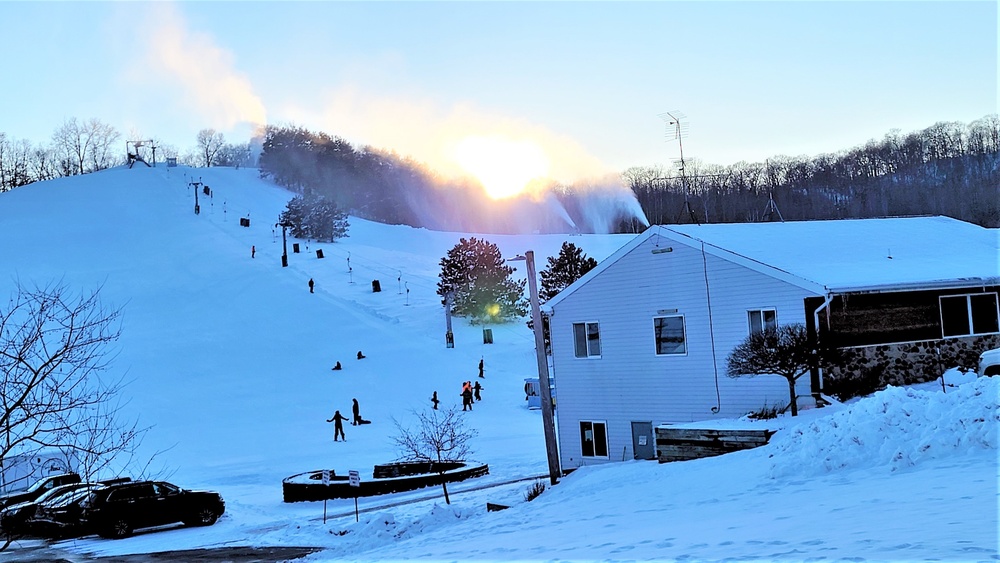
[86,481,224,539]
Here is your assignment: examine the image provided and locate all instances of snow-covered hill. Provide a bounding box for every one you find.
[0,166,995,561]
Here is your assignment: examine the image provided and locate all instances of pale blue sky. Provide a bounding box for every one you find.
[2,1,995,180]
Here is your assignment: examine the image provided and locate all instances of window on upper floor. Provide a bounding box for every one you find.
[573,322,601,358]
[940,293,1000,337]
[653,315,686,355]
[580,420,609,458]
[748,309,777,335]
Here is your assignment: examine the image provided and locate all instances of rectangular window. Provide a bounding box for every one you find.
[748,309,777,335]
[941,293,1000,337]
[573,322,601,358]
[654,315,686,355]
[580,421,609,458]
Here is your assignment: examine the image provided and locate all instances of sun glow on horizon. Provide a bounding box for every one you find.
[450,136,550,199]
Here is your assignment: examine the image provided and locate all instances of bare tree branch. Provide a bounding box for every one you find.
[390,406,477,504]
[0,281,150,521]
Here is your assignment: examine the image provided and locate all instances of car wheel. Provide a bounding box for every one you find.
[102,518,132,539]
[187,508,218,527]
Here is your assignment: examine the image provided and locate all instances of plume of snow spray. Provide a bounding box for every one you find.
[568,175,650,234]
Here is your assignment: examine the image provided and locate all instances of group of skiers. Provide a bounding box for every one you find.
[459,380,484,410]
[326,356,489,442]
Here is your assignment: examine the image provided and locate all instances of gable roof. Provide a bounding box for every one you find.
[544,216,1000,312]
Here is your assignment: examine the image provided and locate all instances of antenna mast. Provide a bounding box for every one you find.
[659,111,700,224]
[762,160,784,222]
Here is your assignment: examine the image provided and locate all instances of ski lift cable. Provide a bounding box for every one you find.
[316,246,438,292]
[308,248,538,343]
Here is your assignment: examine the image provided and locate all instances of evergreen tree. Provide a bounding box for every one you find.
[532,242,599,351]
[279,194,350,241]
[539,242,598,304]
[437,237,528,323]
[279,195,309,238]
[307,196,350,242]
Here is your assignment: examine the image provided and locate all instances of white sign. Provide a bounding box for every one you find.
[349,469,360,487]
[639,435,648,447]
[321,470,330,485]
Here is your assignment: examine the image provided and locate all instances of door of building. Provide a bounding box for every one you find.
[631,421,655,460]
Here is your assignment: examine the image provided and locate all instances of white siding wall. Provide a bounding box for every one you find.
[550,234,818,470]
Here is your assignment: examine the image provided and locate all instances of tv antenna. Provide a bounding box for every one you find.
[762,159,784,222]
[658,111,700,225]
[763,190,784,222]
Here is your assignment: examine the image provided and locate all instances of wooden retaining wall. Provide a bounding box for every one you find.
[655,428,774,463]
[282,462,489,502]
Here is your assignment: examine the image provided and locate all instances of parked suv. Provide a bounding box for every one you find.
[86,481,224,539]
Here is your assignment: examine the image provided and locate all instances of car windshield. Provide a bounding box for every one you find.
[25,478,54,493]
[43,486,98,508]
[34,484,82,504]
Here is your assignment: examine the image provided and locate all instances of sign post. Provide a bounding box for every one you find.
[349,469,360,522]
[321,470,330,523]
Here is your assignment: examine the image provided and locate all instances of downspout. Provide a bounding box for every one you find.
[811,293,834,397]
[701,242,722,414]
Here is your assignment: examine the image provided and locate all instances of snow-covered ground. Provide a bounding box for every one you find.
[0,166,996,561]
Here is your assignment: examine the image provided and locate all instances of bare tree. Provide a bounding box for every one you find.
[726,324,817,417]
[215,142,253,168]
[196,129,226,167]
[0,281,147,550]
[51,118,92,176]
[87,119,121,172]
[0,133,9,190]
[30,144,59,183]
[390,407,477,504]
[51,118,120,175]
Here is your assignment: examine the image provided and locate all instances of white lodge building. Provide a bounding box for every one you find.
[542,217,1000,471]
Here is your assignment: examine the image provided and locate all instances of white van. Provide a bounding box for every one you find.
[978,348,1000,377]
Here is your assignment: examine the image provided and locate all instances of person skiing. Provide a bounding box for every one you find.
[251,245,255,259]
[308,278,315,293]
[461,381,474,411]
[478,358,484,378]
[331,361,342,371]
[430,391,440,410]
[326,410,347,441]
[357,350,366,359]
[473,381,483,402]
[352,398,363,426]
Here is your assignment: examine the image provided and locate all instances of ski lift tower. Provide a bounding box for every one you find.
[126,139,157,168]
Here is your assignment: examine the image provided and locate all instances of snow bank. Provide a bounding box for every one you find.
[767,377,998,478]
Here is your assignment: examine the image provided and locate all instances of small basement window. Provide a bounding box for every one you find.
[573,322,602,358]
[940,293,1000,337]
[580,421,609,458]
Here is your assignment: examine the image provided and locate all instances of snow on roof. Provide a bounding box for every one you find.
[662,216,999,293]
[545,216,999,312]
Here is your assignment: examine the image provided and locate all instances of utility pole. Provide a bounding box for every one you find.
[515,251,561,485]
[445,292,455,348]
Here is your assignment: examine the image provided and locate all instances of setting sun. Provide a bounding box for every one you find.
[451,136,550,199]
